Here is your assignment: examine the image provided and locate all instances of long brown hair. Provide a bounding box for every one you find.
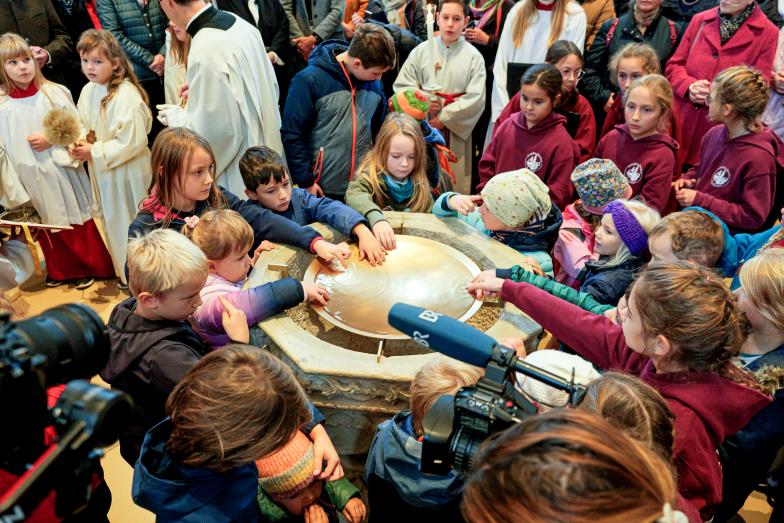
[462,409,678,523]
[711,65,770,131]
[166,24,191,66]
[0,33,46,95]
[166,345,312,473]
[511,0,570,49]
[355,112,432,212]
[76,29,150,114]
[145,127,226,226]
[632,262,761,389]
[581,372,675,461]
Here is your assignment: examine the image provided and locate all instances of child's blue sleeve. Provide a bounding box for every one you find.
[728,224,781,289]
[432,192,486,232]
[300,189,367,236]
[237,200,321,253]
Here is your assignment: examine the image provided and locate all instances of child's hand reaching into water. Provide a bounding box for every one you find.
[302,281,330,306]
[355,224,387,265]
[220,296,249,343]
[448,194,482,215]
[372,220,396,250]
[467,271,505,299]
[313,240,350,268]
[342,498,367,523]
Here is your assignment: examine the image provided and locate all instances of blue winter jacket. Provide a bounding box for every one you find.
[577,256,644,306]
[133,409,327,522]
[273,187,366,236]
[685,206,782,289]
[364,411,465,508]
[282,41,387,197]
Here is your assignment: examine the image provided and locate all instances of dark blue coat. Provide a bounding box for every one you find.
[578,255,644,306]
[274,187,366,236]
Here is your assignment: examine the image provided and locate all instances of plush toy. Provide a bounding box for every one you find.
[42,108,81,167]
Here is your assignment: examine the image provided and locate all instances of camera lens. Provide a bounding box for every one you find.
[54,380,133,447]
[11,304,109,387]
[451,427,482,473]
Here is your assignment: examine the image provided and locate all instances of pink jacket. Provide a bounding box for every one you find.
[552,202,597,287]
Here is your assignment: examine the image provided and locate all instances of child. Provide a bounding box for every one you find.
[100,229,247,466]
[462,409,684,523]
[256,431,366,522]
[0,32,114,289]
[495,40,597,162]
[133,344,341,521]
[579,373,702,523]
[387,89,456,196]
[393,0,487,194]
[553,158,632,287]
[599,43,680,150]
[129,128,351,266]
[282,23,396,200]
[468,261,772,518]
[594,74,678,215]
[647,209,725,267]
[434,169,562,275]
[479,63,580,209]
[185,209,331,349]
[674,66,784,233]
[574,198,659,306]
[346,113,434,251]
[489,0,587,136]
[717,248,784,521]
[365,355,483,518]
[240,146,386,264]
[73,30,153,287]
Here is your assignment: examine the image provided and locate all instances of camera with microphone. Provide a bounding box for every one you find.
[388,303,587,475]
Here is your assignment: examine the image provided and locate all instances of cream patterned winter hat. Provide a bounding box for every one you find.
[516,350,600,411]
[571,158,632,215]
[480,169,552,228]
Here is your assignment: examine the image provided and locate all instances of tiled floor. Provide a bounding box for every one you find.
[15,275,774,522]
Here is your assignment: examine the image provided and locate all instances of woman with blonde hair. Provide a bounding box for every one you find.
[346,112,433,250]
[488,0,587,138]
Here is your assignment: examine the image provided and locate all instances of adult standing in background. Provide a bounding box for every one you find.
[580,0,616,46]
[0,0,73,87]
[97,0,168,141]
[51,0,102,99]
[155,0,284,197]
[281,0,345,68]
[665,0,777,167]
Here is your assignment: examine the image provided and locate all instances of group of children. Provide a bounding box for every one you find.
[1,0,784,520]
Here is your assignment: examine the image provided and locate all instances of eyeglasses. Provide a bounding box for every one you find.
[558,68,584,80]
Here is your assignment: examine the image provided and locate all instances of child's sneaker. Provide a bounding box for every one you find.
[74,277,94,290]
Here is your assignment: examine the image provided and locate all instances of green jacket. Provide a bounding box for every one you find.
[500,265,614,316]
[256,477,360,522]
[345,172,433,228]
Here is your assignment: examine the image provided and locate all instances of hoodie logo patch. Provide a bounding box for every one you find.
[711,166,731,188]
[525,152,543,172]
[624,163,643,184]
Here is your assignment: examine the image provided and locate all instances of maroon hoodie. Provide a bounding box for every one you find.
[500,280,772,520]
[594,124,679,215]
[478,111,580,210]
[685,125,783,232]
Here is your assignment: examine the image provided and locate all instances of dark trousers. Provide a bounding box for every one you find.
[140,77,165,146]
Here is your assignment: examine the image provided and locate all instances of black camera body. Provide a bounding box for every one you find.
[0,304,132,519]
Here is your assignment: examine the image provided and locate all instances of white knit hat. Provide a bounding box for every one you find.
[516,350,600,411]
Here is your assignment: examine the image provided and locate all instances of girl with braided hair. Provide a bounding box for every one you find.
[468,261,772,519]
[73,29,153,287]
[674,66,784,232]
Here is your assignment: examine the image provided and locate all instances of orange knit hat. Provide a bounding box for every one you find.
[256,431,314,500]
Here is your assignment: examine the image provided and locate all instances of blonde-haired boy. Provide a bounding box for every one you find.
[365,355,482,517]
[101,229,249,466]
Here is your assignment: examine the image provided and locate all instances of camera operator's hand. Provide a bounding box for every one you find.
[467,272,504,299]
[309,424,344,481]
[500,337,527,358]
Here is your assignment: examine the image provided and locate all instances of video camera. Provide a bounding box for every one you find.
[388,303,587,475]
[0,304,132,520]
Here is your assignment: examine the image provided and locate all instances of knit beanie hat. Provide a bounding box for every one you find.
[480,169,552,228]
[388,89,430,121]
[256,431,314,500]
[604,200,649,256]
[516,350,600,411]
[571,158,633,215]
